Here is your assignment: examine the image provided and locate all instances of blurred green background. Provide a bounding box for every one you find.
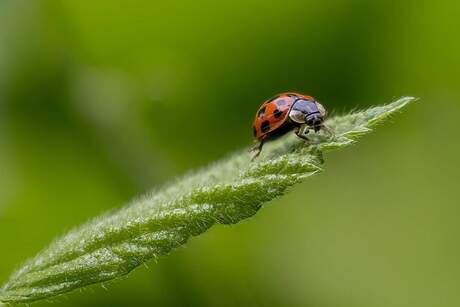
[1,0,459,306]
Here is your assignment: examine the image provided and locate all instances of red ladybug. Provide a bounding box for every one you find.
[251,92,328,158]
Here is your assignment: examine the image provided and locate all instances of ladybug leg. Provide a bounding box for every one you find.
[295,125,321,145]
[250,139,265,160]
[295,125,311,142]
[321,124,334,138]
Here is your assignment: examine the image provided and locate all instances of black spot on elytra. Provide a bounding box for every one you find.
[261,120,270,133]
[258,106,266,118]
[253,126,257,136]
[273,108,283,118]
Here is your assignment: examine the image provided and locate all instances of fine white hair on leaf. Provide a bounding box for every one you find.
[0,97,415,304]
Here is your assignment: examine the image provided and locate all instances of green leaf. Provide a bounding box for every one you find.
[0,97,415,304]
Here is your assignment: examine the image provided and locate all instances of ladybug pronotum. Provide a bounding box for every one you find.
[251,92,329,159]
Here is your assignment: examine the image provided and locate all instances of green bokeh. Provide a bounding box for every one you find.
[0,1,459,306]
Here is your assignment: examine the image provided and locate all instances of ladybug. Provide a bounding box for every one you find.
[251,92,328,158]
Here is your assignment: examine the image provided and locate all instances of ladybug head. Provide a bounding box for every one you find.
[305,113,324,132]
[289,99,326,131]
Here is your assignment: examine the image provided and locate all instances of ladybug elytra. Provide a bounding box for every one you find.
[251,92,328,159]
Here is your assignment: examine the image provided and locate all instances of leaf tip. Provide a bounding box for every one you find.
[391,96,418,110]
